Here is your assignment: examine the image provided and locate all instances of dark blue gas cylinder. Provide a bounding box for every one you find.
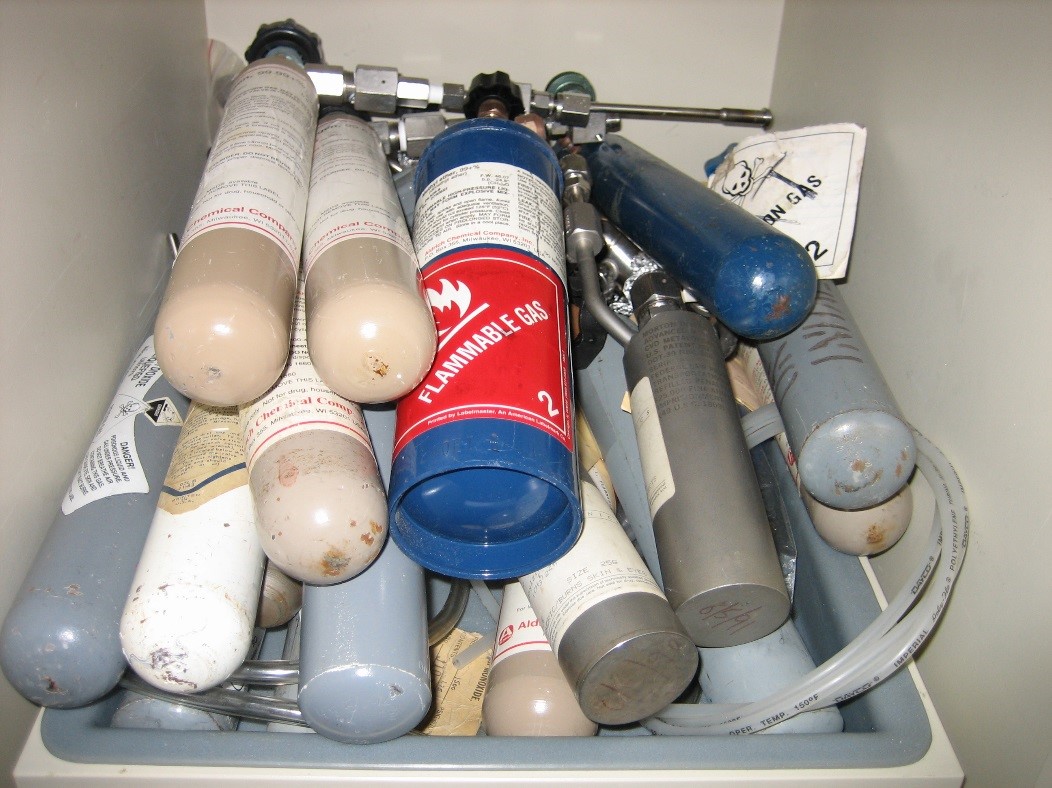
[582,134,817,340]
[389,118,582,580]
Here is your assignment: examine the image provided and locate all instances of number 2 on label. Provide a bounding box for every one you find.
[537,391,560,417]
[805,240,828,260]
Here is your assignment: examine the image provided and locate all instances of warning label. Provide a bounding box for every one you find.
[394,247,573,456]
[62,337,182,515]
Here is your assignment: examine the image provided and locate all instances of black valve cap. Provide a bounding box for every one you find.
[462,71,525,119]
[245,19,324,65]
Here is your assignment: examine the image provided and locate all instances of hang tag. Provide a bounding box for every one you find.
[708,123,866,280]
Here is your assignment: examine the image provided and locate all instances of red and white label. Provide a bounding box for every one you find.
[490,581,553,668]
[302,114,416,274]
[393,247,573,456]
[181,60,317,271]
[240,280,373,471]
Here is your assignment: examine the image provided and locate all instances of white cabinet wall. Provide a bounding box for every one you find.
[773,4,1052,786]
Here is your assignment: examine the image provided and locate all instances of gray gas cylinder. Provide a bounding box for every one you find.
[756,280,915,510]
[296,405,432,743]
[0,335,188,707]
[622,272,790,647]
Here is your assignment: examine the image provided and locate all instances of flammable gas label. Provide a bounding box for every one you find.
[394,246,572,456]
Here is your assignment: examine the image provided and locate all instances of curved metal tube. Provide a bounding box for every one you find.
[118,579,472,723]
[118,674,306,726]
[575,236,637,348]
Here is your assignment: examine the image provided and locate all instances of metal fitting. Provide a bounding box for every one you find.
[400,112,447,158]
[571,111,610,145]
[560,153,591,205]
[370,120,399,155]
[530,90,553,117]
[630,270,683,328]
[564,202,604,264]
[441,83,466,113]
[307,65,352,104]
[553,92,592,127]
[354,65,400,114]
[561,154,603,261]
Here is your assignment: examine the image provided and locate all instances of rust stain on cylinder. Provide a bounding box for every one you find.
[767,294,791,321]
[278,457,299,487]
[320,547,351,577]
[866,524,886,547]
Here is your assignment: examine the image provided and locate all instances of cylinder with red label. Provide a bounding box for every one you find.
[390,118,581,579]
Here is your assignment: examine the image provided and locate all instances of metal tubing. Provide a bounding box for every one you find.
[590,103,772,127]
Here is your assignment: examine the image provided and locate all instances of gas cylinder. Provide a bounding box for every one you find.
[154,57,318,406]
[303,109,437,403]
[0,335,188,708]
[389,118,581,579]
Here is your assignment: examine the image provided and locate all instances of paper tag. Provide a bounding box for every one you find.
[629,377,676,516]
[708,123,866,280]
[419,628,490,736]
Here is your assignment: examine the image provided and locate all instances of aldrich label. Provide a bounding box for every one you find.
[393,246,572,456]
[491,582,551,668]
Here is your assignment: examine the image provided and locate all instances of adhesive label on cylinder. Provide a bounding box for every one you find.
[628,378,676,516]
[241,283,373,471]
[393,247,572,456]
[62,337,184,515]
[491,582,552,669]
[412,162,566,283]
[521,483,665,653]
[302,115,416,275]
[158,404,247,516]
[181,61,317,270]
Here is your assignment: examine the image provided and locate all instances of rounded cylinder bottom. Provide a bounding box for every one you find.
[249,430,388,585]
[155,228,297,406]
[483,650,597,737]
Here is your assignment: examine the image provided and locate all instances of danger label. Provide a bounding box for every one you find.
[394,247,573,456]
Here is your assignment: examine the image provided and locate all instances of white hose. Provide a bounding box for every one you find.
[471,580,502,623]
[644,428,967,735]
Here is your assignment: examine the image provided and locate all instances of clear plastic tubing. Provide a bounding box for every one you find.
[645,429,967,734]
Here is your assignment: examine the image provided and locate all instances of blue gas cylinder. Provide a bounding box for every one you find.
[582,134,817,340]
[389,118,582,579]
